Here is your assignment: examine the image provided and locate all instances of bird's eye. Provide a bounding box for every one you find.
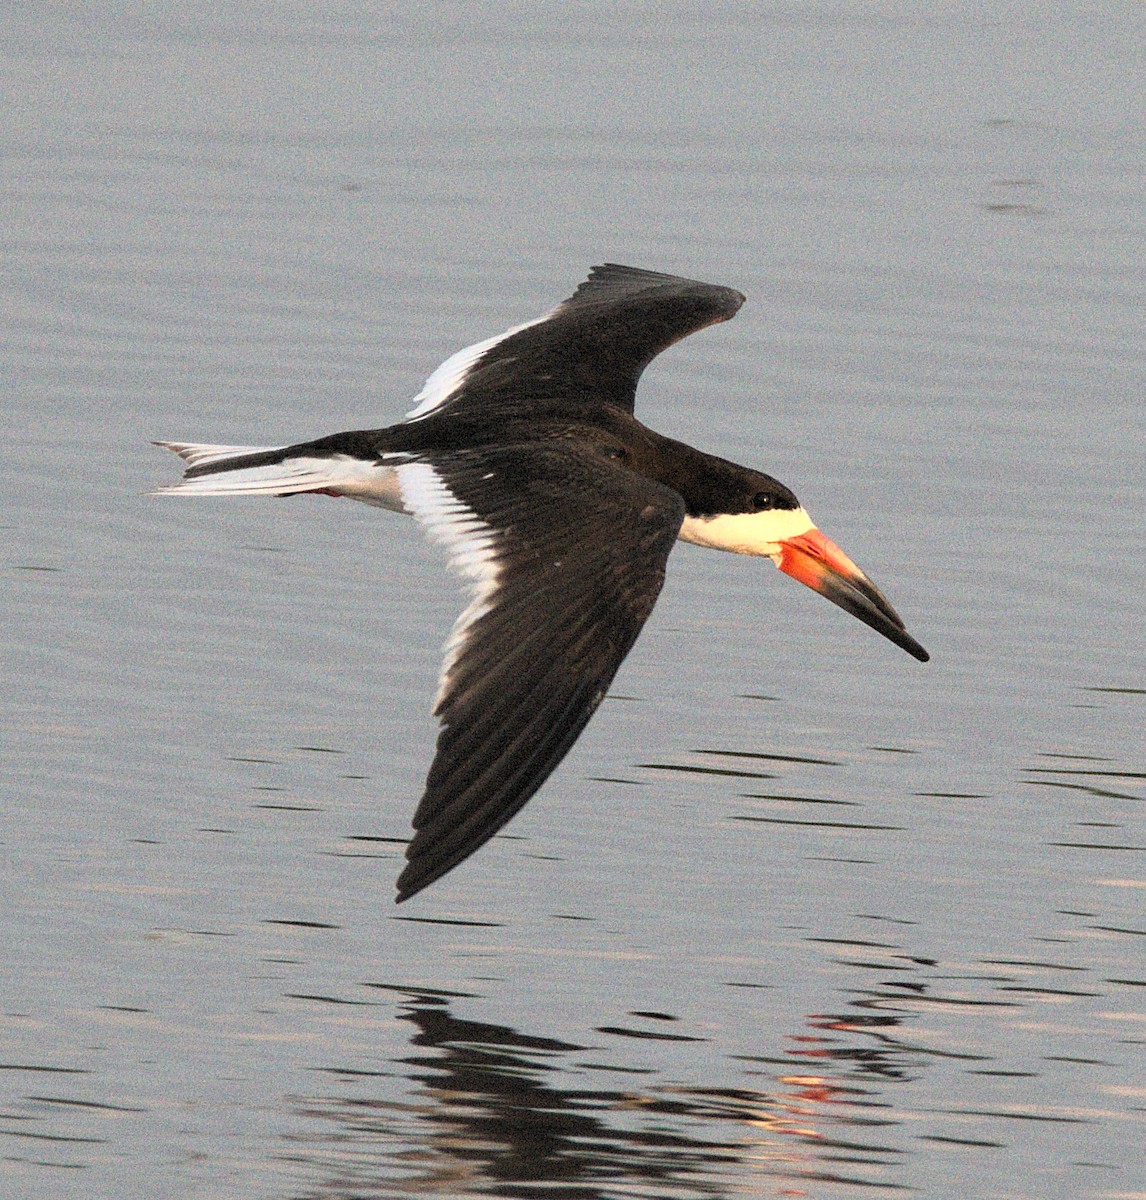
[752,491,773,511]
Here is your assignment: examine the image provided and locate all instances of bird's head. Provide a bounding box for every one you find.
[677,472,929,663]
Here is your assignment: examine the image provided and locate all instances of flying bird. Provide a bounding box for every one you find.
[155,264,928,901]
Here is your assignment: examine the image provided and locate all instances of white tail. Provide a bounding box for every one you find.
[155,441,280,471]
[152,441,409,510]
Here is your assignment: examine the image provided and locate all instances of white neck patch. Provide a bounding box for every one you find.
[678,506,815,558]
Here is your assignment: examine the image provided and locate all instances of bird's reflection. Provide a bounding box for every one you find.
[287,983,927,1198]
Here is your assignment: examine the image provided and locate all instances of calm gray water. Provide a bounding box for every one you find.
[4,4,1144,1198]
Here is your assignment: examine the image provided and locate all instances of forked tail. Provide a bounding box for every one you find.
[152,440,408,509]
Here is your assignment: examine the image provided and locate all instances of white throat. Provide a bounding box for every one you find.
[677,506,815,558]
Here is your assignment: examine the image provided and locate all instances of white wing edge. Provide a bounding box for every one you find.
[403,307,557,421]
[396,461,502,710]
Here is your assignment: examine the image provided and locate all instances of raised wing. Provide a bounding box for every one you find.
[405,264,745,423]
[394,442,686,901]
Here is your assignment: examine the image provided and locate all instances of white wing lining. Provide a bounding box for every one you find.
[396,461,503,710]
[403,309,557,421]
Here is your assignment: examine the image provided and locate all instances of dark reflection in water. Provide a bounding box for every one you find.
[283,985,927,1198]
[279,861,1146,1200]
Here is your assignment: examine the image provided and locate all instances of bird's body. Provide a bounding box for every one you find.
[156,265,928,901]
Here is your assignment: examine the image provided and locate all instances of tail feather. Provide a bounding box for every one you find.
[153,441,330,497]
[152,440,408,510]
[154,441,282,473]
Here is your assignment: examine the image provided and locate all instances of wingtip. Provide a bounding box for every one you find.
[567,265,745,334]
[394,866,427,904]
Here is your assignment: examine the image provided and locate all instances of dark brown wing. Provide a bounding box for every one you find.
[394,441,685,901]
[404,264,745,421]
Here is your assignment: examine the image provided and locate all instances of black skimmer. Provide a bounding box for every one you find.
[155,265,928,902]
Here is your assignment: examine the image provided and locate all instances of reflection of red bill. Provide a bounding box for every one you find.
[777,529,929,662]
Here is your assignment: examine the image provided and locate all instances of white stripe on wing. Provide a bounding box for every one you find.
[396,461,503,711]
[404,311,554,421]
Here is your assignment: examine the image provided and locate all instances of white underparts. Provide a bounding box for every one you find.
[153,444,410,512]
[678,506,816,558]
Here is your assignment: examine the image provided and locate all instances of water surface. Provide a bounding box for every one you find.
[3,4,1144,1198]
